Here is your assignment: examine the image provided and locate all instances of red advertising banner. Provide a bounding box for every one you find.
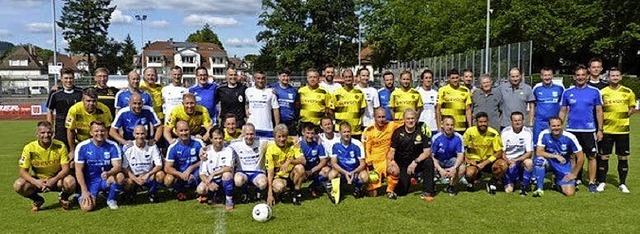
[0,104,47,120]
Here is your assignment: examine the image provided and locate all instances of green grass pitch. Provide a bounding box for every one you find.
[1,119,639,233]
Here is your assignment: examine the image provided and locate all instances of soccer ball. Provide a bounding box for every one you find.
[368,170,380,183]
[252,203,272,222]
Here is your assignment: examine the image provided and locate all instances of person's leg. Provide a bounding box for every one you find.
[616,134,631,193]
[418,157,435,196]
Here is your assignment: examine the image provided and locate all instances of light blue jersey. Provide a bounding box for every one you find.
[532,82,564,139]
[331,140,363,172]
[535,129,582,186]
[270,82,299,123]
[112,106,161,140]
[431,132,464,162]
[189,83,218,123]
[114,89,154,109]
[166,137,205,173]
[561,85,602,132]
[75,139,122,182]
[378,87,394,121]
[301,139,326,171]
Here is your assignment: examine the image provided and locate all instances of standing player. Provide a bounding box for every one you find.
[500,112,534,195]
[319,64,342,93]
[331,69,366,139]
[14,121,76,211]
[46,67,83,148]
[189,66,218,124]
[115,71,154,112]
[110,93,162,146]
[298,68,334,126]
[389,71,423,121]
[463,112,507,195]
[532,67,564,143]
[431,116,465,196]
[197,128,234,209]
[270,68,299,136]
[417,69,439,136]
[387,109,435,200]
[596,68,635,193]
[362,107,401,198]
[140,67,165,122]
[75,121,124,211]
[265,124,306,206]
[246,71,280,139]
[122,125,164,203]
[356,68,380,128]
[587,58,608,90]
[163,93,213,143]
[328,122,369,199]
[164,120,205,201]
[66,88,113,158]
[216,68,248,127]
[229,124,269,203]
[559,65,603,193]
[533,117,584,197]
[93,67,120,117]
[378,71,396,121]
[299,122,331,197]
[163,66,189,122]
[472,74,502,131]
[436,69,472,134]
[497,67,535,130]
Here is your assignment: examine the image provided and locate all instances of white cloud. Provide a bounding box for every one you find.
[225,38,256,48]
[112,0,261,16]
[183,14,239,27]
[148,20,169,29]
[111,9,133,24]
[0,29,11,37]
[26,23,53,34]
[45,38,70,47]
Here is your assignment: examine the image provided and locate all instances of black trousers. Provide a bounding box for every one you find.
[395,157,435,196]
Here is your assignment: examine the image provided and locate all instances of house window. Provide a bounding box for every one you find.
[9,60,28,66]
[148,56,161,63]
[213,68,225,76]
[182,56,196,64]
[183,67,195,74]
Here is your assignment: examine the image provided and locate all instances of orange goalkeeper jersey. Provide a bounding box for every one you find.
[362,121,403,164]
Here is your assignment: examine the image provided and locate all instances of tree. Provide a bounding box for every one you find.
[57,0,115,74]
[121,34,138,73]
[252,44,278,73]
[96,38,122,74]
[186,24,225,50]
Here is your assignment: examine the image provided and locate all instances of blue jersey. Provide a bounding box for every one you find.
[114,89,154,109]
[112,106,161,140]
[269,83,298,123]
[561,85,602,132]
[166,137,205,173]
[536,129,582,163]
[300,139,326,171]
[189,83,218,122]
[431,132,464,162]
[331,141,363,172]
[533,83,564,123]
[378,87,394,121]
[75,139,122,182]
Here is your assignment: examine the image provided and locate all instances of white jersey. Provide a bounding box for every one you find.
[319,133,365,158]
[228,139,268,172]
[161,84,188,120]
[246,87,280,132]
[199,146,234,179]
[417,86,438,131]
[501,126,533,160]
[357,86,381,127]
[320,81,342,93]
[123,144,163,176]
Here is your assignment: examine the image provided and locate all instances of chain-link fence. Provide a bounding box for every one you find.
[386,41,533,87]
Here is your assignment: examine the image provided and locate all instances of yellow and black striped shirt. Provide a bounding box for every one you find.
[332,87,367,134]
[438,84,471,131]
[389,88,423,120]
[601,85,636,134]
[463,126,502,162]
[298,86,333,125]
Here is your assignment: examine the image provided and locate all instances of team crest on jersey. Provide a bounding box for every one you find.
[261,94,267,99]
[518,138,525,145]
[144,154,150,158]
[103,152,111,159]
[552,91,558,97]
[311,149,318,156]
[141,118,147,125]
[66,117,73,124]
[190,148,196,155]
[561,144,567,151]
[238,95,244,102]
[415,135,422,142]
[288,93,293,99]
[349,151,355,157]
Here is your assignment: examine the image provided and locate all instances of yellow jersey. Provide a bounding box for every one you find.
[389,88,423,120]
[601,85,636,134]
[264,141,303,178]
[18,139,69,179]
[437,84,472,131]
[165,105,213,134]
[65,102,113,141]
[224,128,242,142]
[332,87,367,134]
[140,81,165,120]
[362,121,403,164]
[463,126,502,162]
[298,85,333,125]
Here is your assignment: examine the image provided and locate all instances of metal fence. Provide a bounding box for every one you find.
[386,41,533,87]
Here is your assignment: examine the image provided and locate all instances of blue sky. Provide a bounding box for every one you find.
[0,0,263,58]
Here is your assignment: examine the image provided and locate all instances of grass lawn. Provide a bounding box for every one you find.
[1,118,639,233]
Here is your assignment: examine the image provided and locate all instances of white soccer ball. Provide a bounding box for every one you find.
[252,203,272,222]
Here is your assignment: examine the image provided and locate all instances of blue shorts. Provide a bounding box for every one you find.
[173,170,200,192]
[533,121,549,146]
[504,161,523,185]
[80,179,109,200]
[548,159,574,186]
[438,157,457,169]
[255,130,274,140]
[340,174,363,185]
[208,177,223,185]
[238,171,265,184]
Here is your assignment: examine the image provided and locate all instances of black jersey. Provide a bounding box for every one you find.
[46,87,83,143]
[215,84,247,126]
[95,86,120,117]
[390,126,431,166]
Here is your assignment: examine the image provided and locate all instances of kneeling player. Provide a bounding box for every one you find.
[533,117,584,197]
[123,125,165,203]
[362,107,401,198]
[197,128,234,210]
[328,122,369,201]
[164,121,205,201]
[300,122,331,197]
[431,116,465,196]
[76,121,124,211]
[501,112,534,195]
[14,121,76,211]
[266,124,306,206]
[229,124,269,203]
[463,112,507,195]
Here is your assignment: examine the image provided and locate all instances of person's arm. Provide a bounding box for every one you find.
[47,111,54,124]
[75,162,92,203]
[571,151,585,178]
[19,168,45,190]
[535,146,564,162]
[109,127,129,145]
[331,156,348,176]
[595,105,604,140]
[210,166,232,178]
[527,102,535,127]
[164,161,181,177]
[273,108,280,126]
[266,167,275,206]
[454,153,464,169]
[513,151,533,163]
[47,163,70,187]
[435,104,442,130]
[558,106,568,122]
[153,125,163,143]
[67,129,77,159]
[465,104,472,128]
[184,161,202,177]
[353,159,366,174]
[106,159,122,177]
[311,157,328,174]
[163,125,175,143]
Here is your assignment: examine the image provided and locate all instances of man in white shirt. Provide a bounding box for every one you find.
[417,69,439,136]
[122,125,164,203]
[500,111,534,196]
[246,71,280,140]
[162,66,188,121]
[229,124,269,203]
[356,68,380,128]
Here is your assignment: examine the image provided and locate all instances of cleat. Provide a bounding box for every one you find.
[59,199,71,210]
[486,183,497,195]
[386,191,397,200]
[309,187,319,198]
[176,192,187,201]
[292,194,302,206]
[255,191,263,201]
[148,193,157,203]
[240,193,251,204]
[196,196,208,204]
[446,185,458,196]
[459,177,469,186]
[588,183,598,193]
[466,183,474,192]
[106,200,119,210]
[532,189,544,198]
[224,200,234,211]
[519,186,530,197]
[420,192,435,202]
[596,183,606,192]
[31,195,45,212]
[618,184,630,194]
[353,187,363,199]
